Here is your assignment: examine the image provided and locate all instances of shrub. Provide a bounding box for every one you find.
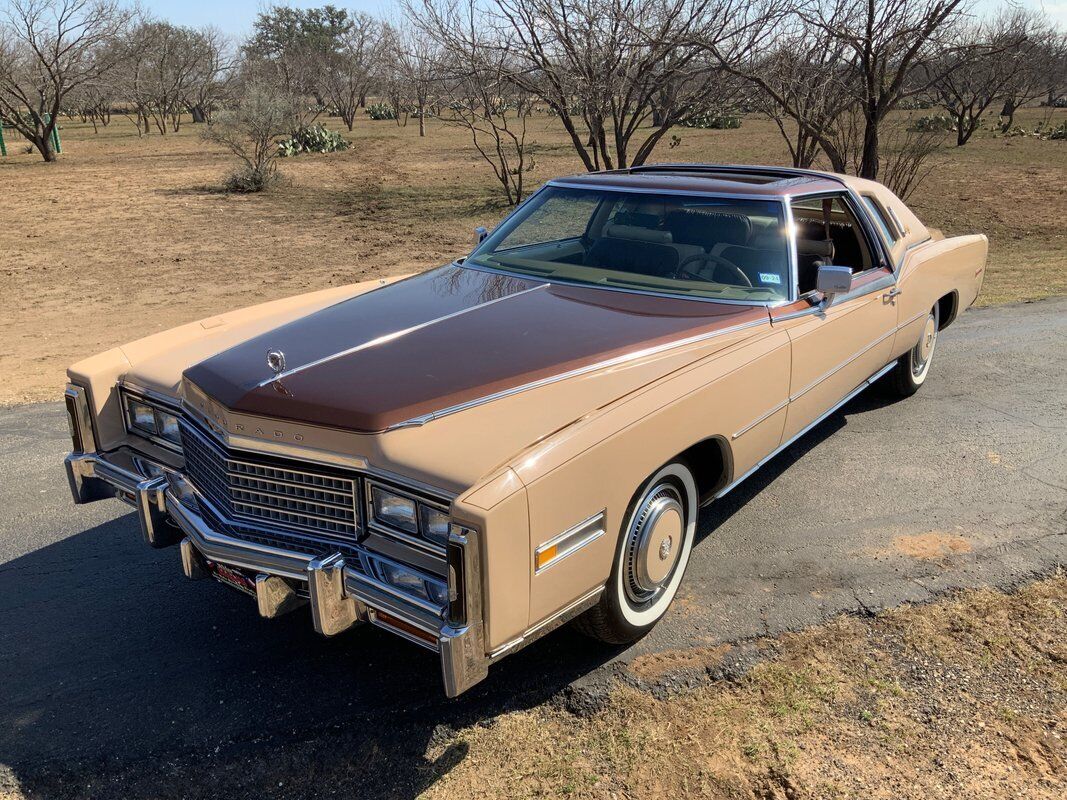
[910,114,957,132]
[1043,121,1067,140]
[202,84,290,193]
[277,124,350,157]
[366,102,397,120]
[680,111,742,129]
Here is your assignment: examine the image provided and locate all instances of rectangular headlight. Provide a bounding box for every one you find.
[128,399,159,435]
[376,560,448,607]
[370,485,418,533]
[419,505,451,547]
[122,389,182,452]
[158,411,181,444]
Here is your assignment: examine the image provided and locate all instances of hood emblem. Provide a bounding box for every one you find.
[266,349,286,376]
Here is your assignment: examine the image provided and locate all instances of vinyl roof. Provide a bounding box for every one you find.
[550,164,848,198]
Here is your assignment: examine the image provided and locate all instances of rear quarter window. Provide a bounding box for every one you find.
[861,196,898,244]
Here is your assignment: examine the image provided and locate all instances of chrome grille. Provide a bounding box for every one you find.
[179,417,360,541]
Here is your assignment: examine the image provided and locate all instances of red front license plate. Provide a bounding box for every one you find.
[209,561,257,596]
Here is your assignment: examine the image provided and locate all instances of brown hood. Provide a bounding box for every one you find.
[183,266,765,433]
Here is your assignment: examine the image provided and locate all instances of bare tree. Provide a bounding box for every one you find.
[387,21,441,136]
[412,0,533,203]
[321,12,381,131]
[185,27,234,124]
[470,0,781,171]
[737,18,856,169]
[136,22,216,134]
[793,0,973,179]
[926,10,1033,146]
[999,20,1065,132]
[110,21,155,135]
[0,0,130,161]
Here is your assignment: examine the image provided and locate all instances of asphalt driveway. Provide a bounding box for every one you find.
[1,298,1064,797]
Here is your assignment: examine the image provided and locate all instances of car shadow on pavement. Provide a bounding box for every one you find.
[0,513,622,799]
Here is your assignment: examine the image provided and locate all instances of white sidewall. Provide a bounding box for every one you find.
[911,310,938,385]
[613,462,697,628]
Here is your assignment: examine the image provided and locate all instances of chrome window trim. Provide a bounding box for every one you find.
[533,511,607,573]
[389,314,771,429]
[859,194,899,245]
[469,183,795,307]
[770,271,896,324]
[886,205,907,238]
[786,188,894,272]
[461,261,788,307]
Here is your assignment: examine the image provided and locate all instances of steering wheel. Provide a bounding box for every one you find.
[676,253,753,288]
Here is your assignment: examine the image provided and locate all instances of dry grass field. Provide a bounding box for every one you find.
[1,107,1064,406]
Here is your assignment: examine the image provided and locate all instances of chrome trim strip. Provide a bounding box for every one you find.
[64,384,97,453]
[534,511,607,573]
[547,180,791,202]
[118,381,182,412]
[462,260,785,307]
[488,585,605,660]
[255,283,548,387]
[731,399,789,440]
[716,361,897,500]
[771,272,896,324]
[790,327,897,402]
[784,196,799,302]
[388,315,770,429]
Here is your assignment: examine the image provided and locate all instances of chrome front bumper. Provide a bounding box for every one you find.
[65,449,489,697]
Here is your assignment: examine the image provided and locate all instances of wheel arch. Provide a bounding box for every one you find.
[937,290,959,330]
[675,435,733,505]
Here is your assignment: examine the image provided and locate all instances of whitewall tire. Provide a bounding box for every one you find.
[576,461,698,644]
[887,304,939,398]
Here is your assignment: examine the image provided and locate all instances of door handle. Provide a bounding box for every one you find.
[883,287,902,304]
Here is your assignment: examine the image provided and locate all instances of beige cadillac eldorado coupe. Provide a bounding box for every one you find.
[63,165,987,695]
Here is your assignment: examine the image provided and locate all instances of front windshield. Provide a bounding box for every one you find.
[468,186,792,302]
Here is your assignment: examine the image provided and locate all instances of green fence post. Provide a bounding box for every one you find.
[43,113,61,155]
[0,119,7,156]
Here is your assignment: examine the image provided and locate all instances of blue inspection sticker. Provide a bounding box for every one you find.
[758,273,782,285]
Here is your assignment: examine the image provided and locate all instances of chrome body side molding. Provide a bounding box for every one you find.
[715,360,897,501]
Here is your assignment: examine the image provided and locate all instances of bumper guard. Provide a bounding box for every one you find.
[65,448,490,697]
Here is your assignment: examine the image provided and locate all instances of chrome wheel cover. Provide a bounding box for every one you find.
[623,482,685,604]
[912,312,938,377]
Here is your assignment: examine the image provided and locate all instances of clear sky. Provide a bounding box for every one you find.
[139,1,395,38]
[136,0,1067,37]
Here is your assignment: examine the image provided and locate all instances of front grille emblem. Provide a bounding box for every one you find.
[266,348,286,376]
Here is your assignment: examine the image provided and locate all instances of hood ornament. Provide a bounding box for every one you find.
[266,348,286,376]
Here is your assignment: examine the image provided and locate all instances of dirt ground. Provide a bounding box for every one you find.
[1,108,1065,406]
[3,575,1062,800]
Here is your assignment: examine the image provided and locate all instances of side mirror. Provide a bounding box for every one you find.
[816,265,854,306]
